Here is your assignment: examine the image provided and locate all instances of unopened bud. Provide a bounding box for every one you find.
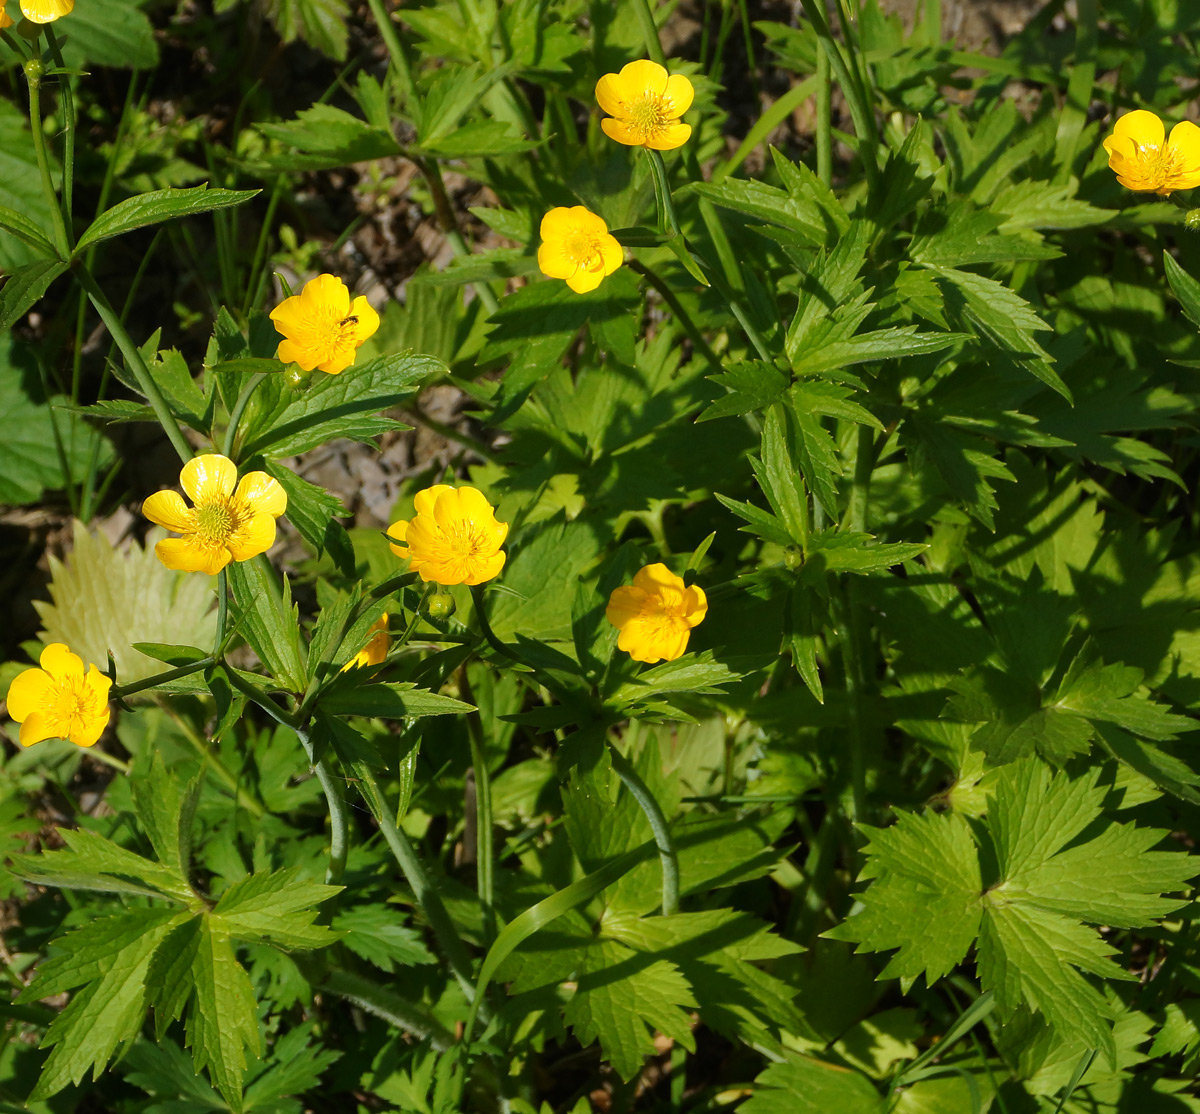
[284,365,312,391]
[783,547,804,571]
[23,57,44,81]
[1186,209,1200,233]
[423,591,455,620]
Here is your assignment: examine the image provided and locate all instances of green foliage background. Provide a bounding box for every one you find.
[1,0,1200,1112]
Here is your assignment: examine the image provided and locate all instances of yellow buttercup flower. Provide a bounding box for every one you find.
[5,644,111,748]
[537,207,624,294]
[606,563,707,664]
[596,60,694,150]
[1102,110,1200,196]
[0,6,13,28]
[19,0,73,23]
[142,454,288,576]
[342,614,389,671]
[269,273,380,375]
[387,485,507,587]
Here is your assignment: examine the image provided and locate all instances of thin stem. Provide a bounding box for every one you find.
[113,657,215,700]
[647,149,681,238]
[363,0,415,99]
[223,372,266,459]
[457,666,495,941]
[298,730,349,886]
[416,157,500,314]
[627,259,722,374]
[816,46,832,188]
[469,584,522,666]
[315,968,454,1049]
[23,61,70,258]
[354,762,479,1004]
[44,28,73,228]
[74,264,193,463]
[213,571,228,657]
[607,743,679,915]
[633,0,667,66]
[85,748,130,775]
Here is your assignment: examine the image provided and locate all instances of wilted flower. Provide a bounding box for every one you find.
[387,485,507,586]
[18,0,73,24]
[606,563,707,664]
[342,614,389,671]
[5,644,111,748]
[1102,110,1200,196]
[142,454,287,576]
[269,273,380,375]
[537,206,623,294]
[595,60,694,150]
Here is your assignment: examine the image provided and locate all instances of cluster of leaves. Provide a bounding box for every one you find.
[3,0,1200,1112]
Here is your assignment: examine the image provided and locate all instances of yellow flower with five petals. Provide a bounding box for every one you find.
[606,563,707,664]
[1102,110,1200,196]
[387,485,507,586]
[537,206,624,294]
[595,60,694,150]
[6,644,111,748]
[269,273,380,375]
[10,0,73,24]
[142,454,288,576]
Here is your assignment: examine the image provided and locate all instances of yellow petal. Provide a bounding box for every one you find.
[40,642,84,681]
[142,490,196,534]
[597,234,624,277]
[181,454,237,505]
[432,487,467,533]
[18,712,57,747]
[269,292,304,329]
[465,550,506,585]
[234,471,287,517]
[538,241,577,280]
[617,619,663,663]
[277,338,320,371]
[1113,109,1164,150]
[567,266,607,293]
[387,520,410,558]
[5,667,52,722]
[540,206,576,242]
[684,583,709,626]
[633,563,685,594]
[303,273,351,317]
[156,537,229,575]
[85,665,113,705]
[605,585,645,630]
[226,512,277,561]
[1169,121,1200,166]
[0,6,13,28]
[595,73,626,118]
[348,296,381,344]
[19,0,72,23]
[617,59,669,99]
[70,706,110,747]
[316,348,356,375]
[455,486,498,527]
[646,122,692,151]
[663,74,694,118]
[414,484,454,519]
[601,117,641,146]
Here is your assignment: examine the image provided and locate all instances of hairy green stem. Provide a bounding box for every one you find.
[315,968,455,1049]
[354,762,479,1003]
[298,731,349,887]
[213,571,229,657]
[23,61,70,258]
[633,0,667,66]
[457,666,495,940]
[75,265,193,463]
[469,584,521,666]
[417,157,500,314]
[113,657,215,700]
[607,743,679,915]
[797,0,879,188]
[44,28,74,228]
[627,258,722,373]
[223,372,266,459]
[363,0,415,99]
[816,47,832,188]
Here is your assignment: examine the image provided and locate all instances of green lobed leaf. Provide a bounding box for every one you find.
[0,203,58,260]
[0,260,68,329]
[226,556,307,693]
[333,905,436,972]
[319,680,474,719]
[741,1055,884,1114]
[213,867,343,950]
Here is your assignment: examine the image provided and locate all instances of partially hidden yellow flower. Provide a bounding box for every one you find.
[5,644,111,748]
[269,273,380,375]
[0,6,13,29]
[537,207,623,294]
[18,0,73,24]
[596,60,693,150]
[342,614,389,671]
[1102,110,1200,196]
[606,563,707,664]
[142,454,287,576]
[387,485,507,586]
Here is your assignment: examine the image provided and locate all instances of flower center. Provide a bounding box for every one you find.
[641,588,689,639]
[45,676,101,737]
[1135,142,1183,187]
[445,522,490,562]
[627,93,671,140]
[195,500,236,544]
[564,230,603,267]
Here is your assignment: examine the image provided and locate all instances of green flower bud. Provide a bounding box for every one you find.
[423,591,456,620]
[783,547,804,571]
[1186,209,1200,233]
[283,364,313,391]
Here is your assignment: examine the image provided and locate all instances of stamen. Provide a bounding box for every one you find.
[195,502,235,542]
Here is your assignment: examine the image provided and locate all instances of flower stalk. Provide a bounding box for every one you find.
[608,742,679,915]
[23,58,70,259]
